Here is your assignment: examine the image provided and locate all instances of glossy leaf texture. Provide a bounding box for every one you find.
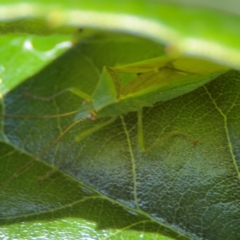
[0,0,240,69]
[0,34,73,95]
[0,33,239,240]
[0,34,176,240]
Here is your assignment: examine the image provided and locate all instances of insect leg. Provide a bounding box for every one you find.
[145,130,197,152]
[75,117,116,142]
[1,110,78,119]
[24,87,91,102]
[0,119,82,191]
[1,87,92,119]
[137,109,145,152]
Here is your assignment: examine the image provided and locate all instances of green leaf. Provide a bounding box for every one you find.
[0,1,240,239]
[0,34,179,240]
[0,34,72,94]
[0,33,239,240]
[0,0,240,68]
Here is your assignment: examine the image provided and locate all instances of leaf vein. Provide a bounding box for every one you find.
[120,115,139,209]
[203,86,240,179]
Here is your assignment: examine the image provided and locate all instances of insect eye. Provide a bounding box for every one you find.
[88,111,97,121]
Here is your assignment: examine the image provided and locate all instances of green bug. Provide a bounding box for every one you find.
[0,54,228,189]
[21,54,227,121]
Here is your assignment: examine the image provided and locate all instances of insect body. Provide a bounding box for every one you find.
[68,55,228,122]
[0,55,228,190]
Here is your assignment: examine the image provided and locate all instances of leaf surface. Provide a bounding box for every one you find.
[0,34,72,95]
[0,34,239,240]
[0,1,240,239]
[1,0,240,69]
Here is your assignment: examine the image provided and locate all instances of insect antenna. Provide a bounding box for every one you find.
[0,119,82,191]
[0,110,78,119]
